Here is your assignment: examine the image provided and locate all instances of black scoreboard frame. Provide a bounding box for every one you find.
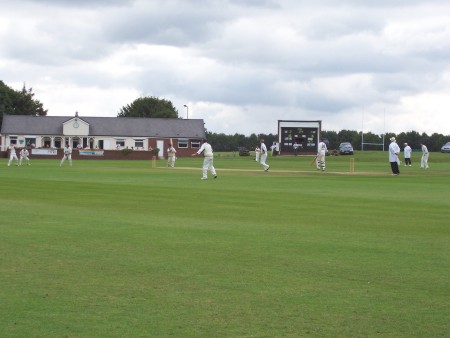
[277,120,322,155]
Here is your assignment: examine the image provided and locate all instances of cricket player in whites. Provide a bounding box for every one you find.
[255,146,261,162]
[60,143,73,166]
[7,144,19,166]
[192,139,217,180]
[259,139,270,172]
[167,143,177,168]
[19,147,31,166]
[420,143,429,169]
[317,138,327,172]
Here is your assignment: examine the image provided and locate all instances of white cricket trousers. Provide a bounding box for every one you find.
[202,156,216,178]
[20,156,30,165]
[421,154,429,168]
[60,154,72,166]
[317,153,326,171]
[8,153,18,166]
[260,153,269,170]
[167,155,175,167]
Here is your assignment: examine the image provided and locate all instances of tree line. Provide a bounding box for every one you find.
[206,130,449,152]
[1,81,448,151]
[206,132,278,152]
[321,130,449,152]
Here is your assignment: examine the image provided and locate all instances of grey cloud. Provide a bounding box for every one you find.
[15,0,133,7]
[100,3,233,46]
[281,0,450,6]
[303,15,385,40]
[228,0,281,8]
[1,0,449,135]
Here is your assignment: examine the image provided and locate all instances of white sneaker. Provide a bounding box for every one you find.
[201,177,207,180]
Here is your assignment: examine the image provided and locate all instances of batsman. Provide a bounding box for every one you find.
[316,138,328,172]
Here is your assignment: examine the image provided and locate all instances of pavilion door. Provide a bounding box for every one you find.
[157,140,164,158]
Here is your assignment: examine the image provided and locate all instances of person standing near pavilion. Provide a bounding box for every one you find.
[19,147,31,166]
[167,143,177,168]
[60,143,73,166]
[7,144,19,166]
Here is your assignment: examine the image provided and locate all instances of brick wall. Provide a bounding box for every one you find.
[1,148,197,160]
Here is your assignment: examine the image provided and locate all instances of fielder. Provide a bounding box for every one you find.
[192,139,217,180]
[167,144,177,168]
[255,146,260,162]
[259,139,270,172]
[7,144,19,166]
[19,148,31,166]
[316,138,327,172]
[60,143,73,166]
[420,143,429,169]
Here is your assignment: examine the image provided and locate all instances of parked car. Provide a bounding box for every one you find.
[441,142,450,153]
[339,142,354,155]
[238,147,250,156]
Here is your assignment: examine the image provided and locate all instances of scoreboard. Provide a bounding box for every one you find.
[278,120,322,154]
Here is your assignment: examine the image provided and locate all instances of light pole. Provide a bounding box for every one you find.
[183,104,189,119]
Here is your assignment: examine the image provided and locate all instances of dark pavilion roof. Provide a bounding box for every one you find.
[1,115,206,139]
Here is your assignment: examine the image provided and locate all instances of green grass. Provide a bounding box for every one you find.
[1,152,449,337]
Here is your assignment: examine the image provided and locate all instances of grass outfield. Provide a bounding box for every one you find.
[1,152,449,337]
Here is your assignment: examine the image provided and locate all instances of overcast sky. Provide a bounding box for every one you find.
[1,0,450,136]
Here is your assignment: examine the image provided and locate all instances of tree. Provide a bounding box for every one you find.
[117,96,179,118]
[322,130,338,149]
[248,133,259,149]
[403,131,422,149]
[361,131,383,151]
[206,132,278,152]
[207,132,240,151]
[397,131,422,150]
[0,82,15,117]
[338,129,359,149]
[428,133,446,151]
[15,84,48,116]
[0,81,47,130]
